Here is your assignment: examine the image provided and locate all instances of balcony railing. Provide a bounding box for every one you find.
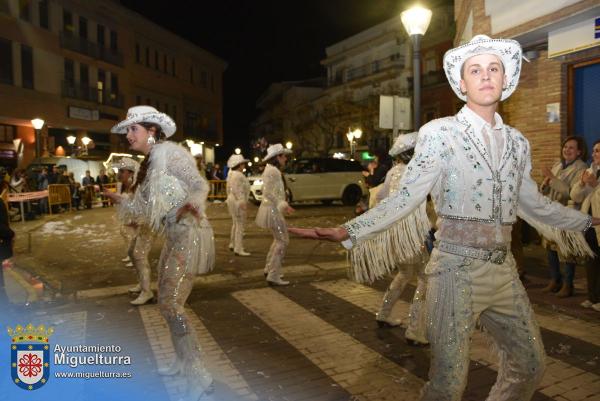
[61,80,96,101]
[329,54,406,87]
[60,32,123,67]
[61,80,124,108]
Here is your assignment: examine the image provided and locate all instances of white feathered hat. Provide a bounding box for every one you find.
[389,132,418,157]
[227,154,249,169]
[262,143,292,162]
[443,34,522,102]
[111,105,177,137]
[113,156,139,172]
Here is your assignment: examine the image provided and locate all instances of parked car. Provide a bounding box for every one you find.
[248,158,367,205]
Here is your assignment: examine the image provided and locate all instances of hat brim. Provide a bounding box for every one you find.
[262,149,292,162]
[443,38,522,102]
[111,113,177,137]
[228,159,250,169]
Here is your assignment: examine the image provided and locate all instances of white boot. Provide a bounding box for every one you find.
[125,262,134,268]
[122,256,131,262]
[158,358,183,376]
[235,250,251,256]
[128,284,142,293]
[266,273,289,286]
[130,291,154,305]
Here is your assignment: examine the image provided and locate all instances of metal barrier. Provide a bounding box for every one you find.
[208,180,227,200]
[48,184,71,214]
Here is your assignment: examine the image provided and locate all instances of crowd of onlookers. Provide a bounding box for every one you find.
[0,165,117,220]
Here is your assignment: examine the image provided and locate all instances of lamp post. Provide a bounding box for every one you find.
[285,141,293,150]
[31,118,45,159]
[401,5,432,131]
[234,147,241,155]
[66,135,76,156]
[81,136,91,156]
[346,128,362,160]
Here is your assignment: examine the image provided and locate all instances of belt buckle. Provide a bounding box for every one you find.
[489,247,507,264]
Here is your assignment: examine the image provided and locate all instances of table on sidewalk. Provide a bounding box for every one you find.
[7,190,48,222]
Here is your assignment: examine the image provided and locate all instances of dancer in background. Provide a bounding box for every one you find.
[255,143,293,286]
[226,153,251,256]
[104,106,214,400]
[366,132,430,346]
[291,35,599,401]
[113,156,155,306]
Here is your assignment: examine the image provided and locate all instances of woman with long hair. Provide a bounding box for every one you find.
[255,143,293,286]
[104,106,214,400]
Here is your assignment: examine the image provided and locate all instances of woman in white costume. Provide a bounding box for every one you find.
[226,154,251,256]
[362,133,430,346]
[255,143,293,286]
[114,157,155,306]
[104,106,214,400]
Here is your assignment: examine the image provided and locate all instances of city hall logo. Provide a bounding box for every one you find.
[7,323,54,390]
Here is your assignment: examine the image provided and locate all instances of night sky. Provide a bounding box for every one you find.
[118,0,450,160]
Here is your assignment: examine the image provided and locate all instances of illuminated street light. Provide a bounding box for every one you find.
[234,147,241,155]
[401,4,432,130]
[66,135,76,157]
[81,136,91,156]
[247,161,253,167]
[285,141,293,150]
[253,156,259,163]
[31,118,45,159]
[346,128,362,160]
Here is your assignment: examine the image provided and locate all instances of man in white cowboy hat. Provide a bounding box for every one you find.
[291,35,600,400]
[256,143,294,286]
[226,153,251,256]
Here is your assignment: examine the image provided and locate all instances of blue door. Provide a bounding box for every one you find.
[574,61,600,161]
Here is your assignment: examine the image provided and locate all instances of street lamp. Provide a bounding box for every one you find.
[234,147,241,155]
[285,141,293,150]
[66,135,76,156]
[401,4,432,131]
[253,156,259,163]
[31,118,44,159]
[346,128,362,160]
[81,136,91,156]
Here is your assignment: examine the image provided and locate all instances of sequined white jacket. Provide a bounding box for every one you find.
[226,170,250,215]
[120,141,209,232]
[343,108,592,248]
[255,164,288,229]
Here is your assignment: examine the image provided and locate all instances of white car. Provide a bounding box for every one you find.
[248,158,368,205]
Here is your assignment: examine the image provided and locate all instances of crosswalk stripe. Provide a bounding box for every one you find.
[312,279,600,399]
[138,304,258,401]
[233,287,425,401]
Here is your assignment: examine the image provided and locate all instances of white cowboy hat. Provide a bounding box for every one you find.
[389,132,418,157]
[112,156,139,172]
[262,143,292,162]
[443,34,522,102]
[227,154,250,169]
[111,105,177,137]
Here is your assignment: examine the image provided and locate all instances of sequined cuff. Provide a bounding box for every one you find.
[583,215,593,233]
[342,223,357,247]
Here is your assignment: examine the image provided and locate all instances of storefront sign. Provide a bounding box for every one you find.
[68,106,100,121]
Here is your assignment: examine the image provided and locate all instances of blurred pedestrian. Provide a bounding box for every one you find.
[226,153,251,256]
[255,143,294,286]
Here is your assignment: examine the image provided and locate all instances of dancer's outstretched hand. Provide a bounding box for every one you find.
[289,227,349,242]
[103,190,122,204]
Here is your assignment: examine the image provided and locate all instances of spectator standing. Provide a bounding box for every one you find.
[571,139,600,310]
[97,168,110,207]
[540,136,588,297]
[82,170,95,209]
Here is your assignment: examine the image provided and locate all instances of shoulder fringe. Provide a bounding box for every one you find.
[520,211,595,258]
[348,202,430,284]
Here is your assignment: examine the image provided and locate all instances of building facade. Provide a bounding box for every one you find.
[0,0,226,170]
[454,0,600,180]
